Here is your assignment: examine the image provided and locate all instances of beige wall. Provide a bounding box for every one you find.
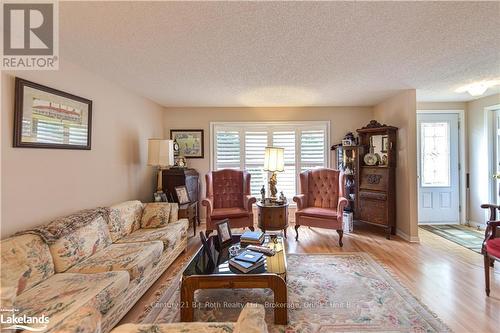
[374,90,418,241]
[466,93,500,225]
[163,106,374,218]
[1,61,164,238]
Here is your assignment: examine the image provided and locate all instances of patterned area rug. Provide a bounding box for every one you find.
[141,253,450,332]
[420,225,484,253]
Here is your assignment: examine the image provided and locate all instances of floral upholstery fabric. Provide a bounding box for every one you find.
[0,234,55,294]
[116,219,189,251]
[169,203,179,223]
[111,323,235,333]
[108,201,144,242]
[47,306,102,333]
[49,216,113,272]
[15,271,129,332]
[141,203,173,228]
[234,304,268,333]
[68,241,163,281]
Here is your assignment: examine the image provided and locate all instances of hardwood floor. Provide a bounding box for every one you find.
[121,222,500,333]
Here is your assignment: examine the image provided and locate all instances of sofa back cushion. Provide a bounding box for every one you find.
[0,234,54,295]
[108,200,144,242]
[49,215,112,272]
[140,203,175,228]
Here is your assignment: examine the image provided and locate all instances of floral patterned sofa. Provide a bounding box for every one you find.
[111,303,268,333]
[0,201,188,333]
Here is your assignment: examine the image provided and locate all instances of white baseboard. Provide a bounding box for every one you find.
[465,220,485,230]
[397,229,420,243]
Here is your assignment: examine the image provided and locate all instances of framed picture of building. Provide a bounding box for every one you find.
[170,129,204,158]
[13,78,92,149]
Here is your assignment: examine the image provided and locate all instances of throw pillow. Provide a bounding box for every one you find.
[141,203,171,228]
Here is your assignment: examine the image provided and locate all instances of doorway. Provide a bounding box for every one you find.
[417,112,461,224]
[492,109,500,205]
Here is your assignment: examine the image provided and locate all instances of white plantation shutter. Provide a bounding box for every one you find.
[272,131,296,199]
[215,130,241,169]
[300,129,326,172]
[245,131,268,195]
[212,122,328,201]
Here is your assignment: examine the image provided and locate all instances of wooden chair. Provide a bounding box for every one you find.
[481,203,500,296]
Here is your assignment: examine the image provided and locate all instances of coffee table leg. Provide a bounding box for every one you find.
[181,278,195,322]
[270,275,288,325]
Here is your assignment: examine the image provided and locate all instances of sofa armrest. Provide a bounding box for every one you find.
[337,197,348,221]
[201,197,214,215]
[243,195,256,212]
[293,194,306,210]
[234,303,268,333]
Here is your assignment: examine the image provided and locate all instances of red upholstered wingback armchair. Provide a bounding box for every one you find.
[202,169,256,236]
[293,168,348,247]
[481,203,500,296]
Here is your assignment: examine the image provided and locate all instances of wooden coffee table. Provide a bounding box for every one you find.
[180,234,288,325]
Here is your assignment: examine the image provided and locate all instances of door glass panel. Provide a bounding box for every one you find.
[421,122,450,187]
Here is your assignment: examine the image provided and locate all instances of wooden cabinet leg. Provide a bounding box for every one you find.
[283,228,287,238]
[295,225,300,241]
[270,276,288,325]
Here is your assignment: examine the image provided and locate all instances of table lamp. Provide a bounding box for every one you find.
[147,139,174,193]
[264,146,284,199]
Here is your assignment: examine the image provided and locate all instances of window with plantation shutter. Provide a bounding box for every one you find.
[211,122,329,200]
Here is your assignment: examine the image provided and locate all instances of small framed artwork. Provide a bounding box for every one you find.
[381,136,389,153]
[14,78,92,149]
[216,219,233,247]
[170,129,204,158]
[175,185,190,204]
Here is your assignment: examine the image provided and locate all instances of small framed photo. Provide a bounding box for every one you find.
[175,185,190,204]
[216,219,233,247]
[342,139,353,146]
[153,192,162,202]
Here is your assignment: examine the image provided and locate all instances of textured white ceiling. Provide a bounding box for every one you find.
[59,1,500,107]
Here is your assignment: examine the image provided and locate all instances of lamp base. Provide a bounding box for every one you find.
[269,171,278,198]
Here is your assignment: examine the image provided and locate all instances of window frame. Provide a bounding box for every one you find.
[210,121,330,197]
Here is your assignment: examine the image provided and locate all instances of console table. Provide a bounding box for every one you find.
[256,201,289,238]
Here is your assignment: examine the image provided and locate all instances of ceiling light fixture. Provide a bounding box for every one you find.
[455,79,500,97]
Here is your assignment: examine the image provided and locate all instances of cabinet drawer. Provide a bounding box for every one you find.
[359,167,389,191]
[358,191,388,226]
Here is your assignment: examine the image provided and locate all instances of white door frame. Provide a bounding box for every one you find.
[417,110,466,225]
[485,104,500,205]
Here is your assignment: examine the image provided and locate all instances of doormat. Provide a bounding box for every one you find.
[420,224,484,254]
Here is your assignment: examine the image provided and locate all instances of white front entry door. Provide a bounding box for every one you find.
[417,113,460,224]
[494,110,500,205]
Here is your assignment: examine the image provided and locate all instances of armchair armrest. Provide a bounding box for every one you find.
[337,197,348,218]
[201,197,214,215]
[481,204,500,220]
[243,195,256,212]
[293,194,306,210]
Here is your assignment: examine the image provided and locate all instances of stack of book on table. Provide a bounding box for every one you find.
[240,230,265,245]
[229,250,265,273]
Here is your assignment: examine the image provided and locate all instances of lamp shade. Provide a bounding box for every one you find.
[147,139,174,167]
[263,147,285,172]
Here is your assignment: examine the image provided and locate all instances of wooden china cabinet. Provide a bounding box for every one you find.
[355,120,398,239]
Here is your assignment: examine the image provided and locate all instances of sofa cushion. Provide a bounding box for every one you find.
[111,323,236,333]
[15,271,129,332]
[211,207,249,220]
[49,215,113,272]
[296,207,338,219]
[0,234,55,294]
[108,200,144,242]
[47,306,101,333]
[67,241,163,281]
[116,219,189,251]
[141,203,172,228]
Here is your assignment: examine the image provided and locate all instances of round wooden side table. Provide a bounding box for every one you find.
[257,201,289,238]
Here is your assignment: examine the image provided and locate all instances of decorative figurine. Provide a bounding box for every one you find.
[260,185,266,202]
[279,191,286,202]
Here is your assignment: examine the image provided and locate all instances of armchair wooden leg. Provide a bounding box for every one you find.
[490,258,495,267]
[295,225,300,241]
[484,254,491,296]
[337,230,343,247]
